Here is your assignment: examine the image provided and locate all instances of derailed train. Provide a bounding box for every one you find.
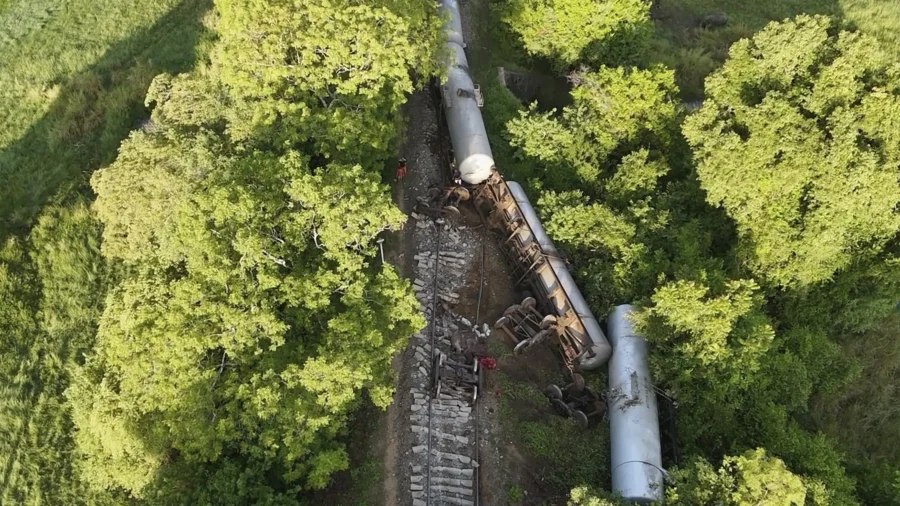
[433,0,665,502]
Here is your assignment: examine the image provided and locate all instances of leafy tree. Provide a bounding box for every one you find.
[213,0,442,163]
[84,120,423,495]
[666,449,806,506]
[507,66,679,188]
[567,486,623,505]
[144,459,303,506]
[496,10,881,505]
[683,15,900,287]
[497,0,652,68]
[70,0,437,497]
[640,279,774,382]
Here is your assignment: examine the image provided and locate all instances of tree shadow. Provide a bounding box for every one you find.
[0,1,213,501]
[0,0,215,242]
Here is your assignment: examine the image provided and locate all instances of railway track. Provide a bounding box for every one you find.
[407,211,483,506]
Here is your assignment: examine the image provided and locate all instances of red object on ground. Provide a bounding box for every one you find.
[479,356,497,370]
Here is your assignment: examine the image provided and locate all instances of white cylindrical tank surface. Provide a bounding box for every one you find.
[440,0,495,184]
[506,182,612,368]
[608,304,664,503]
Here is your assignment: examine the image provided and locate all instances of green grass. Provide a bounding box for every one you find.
[488,335,514,359]
[842,0,900,52]
[342,457,382,506]
[812,313,900,504]
[497,372,612,494]
[649,0,900,100]
[0,0,214,503]
[507,484,526,503]
[0,0,216,238]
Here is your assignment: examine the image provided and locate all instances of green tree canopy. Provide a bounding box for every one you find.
[497,18,865,502]
[505,65,686,314]
[83,115,423,496]
[69,0,436,497]
[212,0,442,162]
[667,449,806,506]
[507,66,678,188]
[683,15,900,287]
[498,0,652,68]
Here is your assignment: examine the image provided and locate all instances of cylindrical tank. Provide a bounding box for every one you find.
[607,305,664,503]
[506,181,612,369]
[440,0,495,184]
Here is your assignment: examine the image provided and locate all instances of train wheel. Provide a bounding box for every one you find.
[443,205,460,215]
[503,304,522,316]
[513,339,530,354]
[540,314,558,330]
[572,373,586,392]
[452,187,471,201]
[521,296,536,310]
[544,384,564,400]
[573,410,590,429]
[494,316,510,329]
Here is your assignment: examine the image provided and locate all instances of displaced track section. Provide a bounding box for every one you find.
[407,212,485,506]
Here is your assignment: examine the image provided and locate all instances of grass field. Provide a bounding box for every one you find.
[0,0,216,238]
[812,313,900,503]
[649,0,900,100]
[0,0,214,503]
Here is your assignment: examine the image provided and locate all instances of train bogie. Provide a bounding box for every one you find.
[435,0,663,501]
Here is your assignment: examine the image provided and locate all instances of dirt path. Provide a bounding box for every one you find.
[382,88,446,506]
[379,71,521,506]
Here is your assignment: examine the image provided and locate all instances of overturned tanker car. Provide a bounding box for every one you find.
[428,0,665,503]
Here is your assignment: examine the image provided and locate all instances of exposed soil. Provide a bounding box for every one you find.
[384,81,523,505]
[384,88,447,506]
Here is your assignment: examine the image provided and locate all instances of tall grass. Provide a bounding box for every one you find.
[812,313,900,503]
[0,0,214,503]
[0,0,216,237]
[842,0,900,53]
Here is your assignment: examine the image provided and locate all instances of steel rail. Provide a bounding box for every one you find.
[425,223,442,506]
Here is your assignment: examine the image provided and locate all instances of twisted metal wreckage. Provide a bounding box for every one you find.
[415,0,667,502]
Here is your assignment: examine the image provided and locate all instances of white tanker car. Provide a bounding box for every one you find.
[432,0,665,502]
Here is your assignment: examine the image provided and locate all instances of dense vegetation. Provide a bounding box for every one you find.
[0,1,216,503]
[497,0,653,67]
[648,0,900,101]
[4,0,900,504]
[0,0,439,503]
[495,0,900,504]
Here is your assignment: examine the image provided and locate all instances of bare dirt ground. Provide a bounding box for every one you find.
[383,88,446,506]
[382,80,521,505]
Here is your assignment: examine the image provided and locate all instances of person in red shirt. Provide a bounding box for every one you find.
[396,157,407,181]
